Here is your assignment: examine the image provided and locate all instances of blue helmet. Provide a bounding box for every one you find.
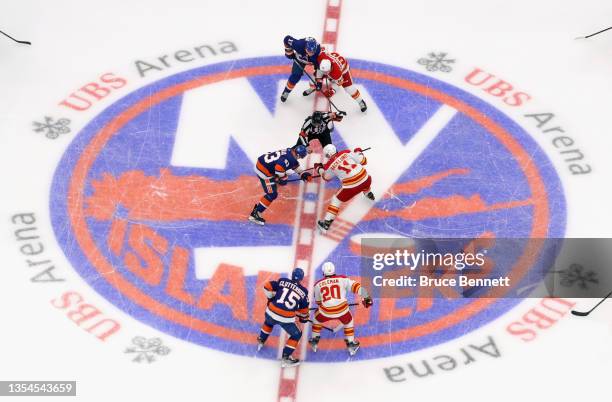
[292,268,305,282]
[304,37,319,54]
[294,145,307,158]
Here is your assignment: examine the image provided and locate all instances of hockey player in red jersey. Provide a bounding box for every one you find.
[309,261,373,356]
[305,49,367,112]
[315,144,375,233]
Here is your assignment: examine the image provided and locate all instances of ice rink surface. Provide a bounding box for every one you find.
[1,0,612,401]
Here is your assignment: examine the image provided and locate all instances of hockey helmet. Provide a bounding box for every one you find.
[294,145,308,158]
[323,144,337,158]
[292,267,305,282]
[319,59,332,73]
[304,37,319,55]
[312,111,325,126]
[322,261,335,276]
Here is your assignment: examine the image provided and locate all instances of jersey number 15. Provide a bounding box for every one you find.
[277,287,300,309]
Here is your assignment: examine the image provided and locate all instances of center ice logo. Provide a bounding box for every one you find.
[50,56,566,361]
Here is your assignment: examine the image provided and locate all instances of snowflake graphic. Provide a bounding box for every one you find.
[417,52,455,73]
[124,337,170,363]
[32,116,71,139]
[558,263,598,289]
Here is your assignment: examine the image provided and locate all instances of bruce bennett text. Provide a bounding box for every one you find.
[372,275,511,288]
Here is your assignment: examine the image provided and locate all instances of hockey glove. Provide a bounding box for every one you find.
[300,172,313,182]
[323,88,336,98]
[354,147,363,153]
[331,112,344,122]
[276,175,288,186]
[298,316,310,324]
[362,296,373,308]
[314,162,325,175]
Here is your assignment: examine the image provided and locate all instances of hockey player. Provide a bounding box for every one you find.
[257,268,310,367]
[281,35,321,102]
[308,50,367,112]
[315,144,375,233]
[295,110,344,150]
[249,145,312,225]
[309,261,373,356]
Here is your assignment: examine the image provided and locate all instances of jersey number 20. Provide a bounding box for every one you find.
[320,284,341,302]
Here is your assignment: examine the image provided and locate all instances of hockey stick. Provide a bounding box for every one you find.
[575,26,612,39]
[286,174,321,183]
[285,147,372,183]
[292,60,347,115]
[0,29,31,45]
[571,289,612,316]
[303,319,334,332]
[309,302,359,311]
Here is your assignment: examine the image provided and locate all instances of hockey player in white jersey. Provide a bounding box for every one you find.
[309,261,373,356]
[314,144,375,233]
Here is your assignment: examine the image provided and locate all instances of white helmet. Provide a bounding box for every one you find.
[322,261,335,276]
[323,144,337,158]
[319,59,331,73]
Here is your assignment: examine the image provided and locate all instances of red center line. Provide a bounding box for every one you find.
[276,1,343,401]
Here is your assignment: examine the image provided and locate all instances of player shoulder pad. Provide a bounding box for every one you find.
[314,277,328,287]
[299,283,309,294]
[323,149,350,169]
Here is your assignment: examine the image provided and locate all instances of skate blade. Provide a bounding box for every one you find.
[317,225,328,234]
[348,345,360,356]
[248,216,265,226]
[281,361,301,368]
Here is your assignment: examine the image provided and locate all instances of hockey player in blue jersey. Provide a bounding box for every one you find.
[249,145,312,225]
[257,268,309,367]
[280,35,321,102]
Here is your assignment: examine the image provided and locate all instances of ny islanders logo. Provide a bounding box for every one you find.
[50,56,566,361]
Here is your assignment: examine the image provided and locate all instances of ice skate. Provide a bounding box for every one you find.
[364,191,375,201]
[317,219,333,234]
[256,336,265,352]
[281,355,300,367]
[309,337,320,352]
[359,99,367,112]
[280,89,290,102]
[248,205,265,225]
[345,340,360,356]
